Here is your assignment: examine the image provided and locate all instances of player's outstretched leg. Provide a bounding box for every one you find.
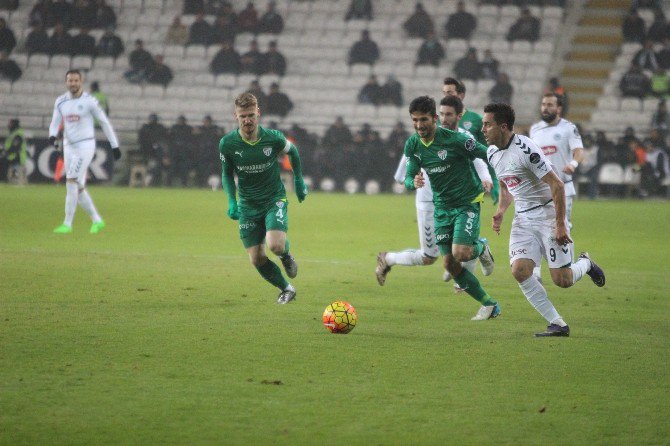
[375,252,391,286]
[478,238,495,276]
[453,259,477,293]
[578,252,606,287]
[450,267,501,320]
[54,181,78,233]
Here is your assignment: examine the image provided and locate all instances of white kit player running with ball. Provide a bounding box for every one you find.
[375,95,494,288]
[482,102,605,337]
[50,70,121,234]
[529,93,584,279]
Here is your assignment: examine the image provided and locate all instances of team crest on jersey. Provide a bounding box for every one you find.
[462,121,472,130]
[529,153,541,164]
[465,138,475,151]
[276,201,285,209]
[437,150,447,160]
[553,133,561,141]
[263,147,272,157]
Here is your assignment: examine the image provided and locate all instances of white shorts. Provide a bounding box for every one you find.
[509,216,574,268]
[64,139,96,187]
[416,201,439,258]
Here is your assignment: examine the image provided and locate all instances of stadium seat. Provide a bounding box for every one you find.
[620,98,642,112]
[623,165,641,187]
[71,55,93,71]
[598,163,624,185]
[597,96,620,111]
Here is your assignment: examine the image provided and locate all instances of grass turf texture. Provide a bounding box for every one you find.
[1,184,668,445]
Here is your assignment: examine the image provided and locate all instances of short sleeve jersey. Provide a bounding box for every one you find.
[487,134,554,219]
[529,118,583,196]
[219,125,291,207]
[404,126,488,208]
[459,109,486,146]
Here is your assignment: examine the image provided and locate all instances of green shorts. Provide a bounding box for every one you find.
[434,202,481,255]
[238,199,289,248]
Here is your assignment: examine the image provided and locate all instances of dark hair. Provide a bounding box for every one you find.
[443,76,465,94]
[439,95,464,115]
[65,69,82,79]
[484,103,515,130]
[543,92,563,108]
[409,96,436,116]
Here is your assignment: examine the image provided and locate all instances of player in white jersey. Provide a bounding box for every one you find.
[49,70,121,234]
[529,93,584,281]
[482,103,605,337]
[375,95,493,287]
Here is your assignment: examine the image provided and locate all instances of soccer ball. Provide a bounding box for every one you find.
[322,301,358,334]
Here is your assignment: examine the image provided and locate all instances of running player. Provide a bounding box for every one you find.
[220,92,308,304]
[375,96,494,293]
[529,93,584,280]
[483,102,605,337]
[49,69,121,234]
[391,96,499,320]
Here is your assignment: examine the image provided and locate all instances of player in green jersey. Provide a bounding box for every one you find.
[220,93,308,304]
[403,96,500,320]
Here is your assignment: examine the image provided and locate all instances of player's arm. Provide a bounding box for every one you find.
[393,155,408,183]
[219,141,239,220]
[286,143,307,202]
[473,158,492,191]
[48,100,62,145]
[492,180,512,235]
[403,141,422,190]
[564,124,585,174]
[542,171,572,246]
[90,98,121,160]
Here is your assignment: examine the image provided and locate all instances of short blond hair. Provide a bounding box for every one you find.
[235,92,258,109]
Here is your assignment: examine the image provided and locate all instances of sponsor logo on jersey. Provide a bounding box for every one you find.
[541,145,557,155]
[529,153,541,164]
[437,150,447,160]
[263,147,272,157]
[501,175,522,188]
[276,201,284,209]
[511,248,528,256]
[239,222,257,230]
[436,233,450,241]
[427,166,448,174]
[465,138,475,151]
[235,151,243,157]
[65,114,81,122]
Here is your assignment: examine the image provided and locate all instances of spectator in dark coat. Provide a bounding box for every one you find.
[245,79,267,110]
[506,8,541,42]
[357,74,383,105]
[183,0,204,15]
[238,2,259,34]
[146,54,173,87]
[211,14,237,45]
[193,115,224,187]
[345,0,372,21]
[381,75,403,106]
[258,1,284,34]
[622,9,647,43]
[416,31,445,67]
[95,0,117,29]
[0,18,16,55]
[70,27,96,56]
[24,23,50,55]
[124,39,154,83]
[348,30,380,66]
[96,28,124,58]
[657,37,670,68]
[620,63,651,98]
[261,40,286,76]
[168,115,194,187]
[444,1,476,39]
[138,113,169,185]
[403,2,434,39]
[240,39,264,75]
[210,40,241,75]
[188,13,213,46]
[646,10,669,43]
[29,0,55,28]
[266,82,293,117]
[454,47,483,80]
[51,0,73,29]
[72,0,97,29]
[0,50,21,82]
[488,72,514,104]
[48,22,73,55]
[480,49,499,80]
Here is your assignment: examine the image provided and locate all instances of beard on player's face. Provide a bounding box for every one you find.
[541,111,557,123]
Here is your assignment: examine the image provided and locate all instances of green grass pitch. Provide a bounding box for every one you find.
[1,184,668,445]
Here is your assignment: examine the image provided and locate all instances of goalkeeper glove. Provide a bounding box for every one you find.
[294,177,308,202]
[227,199,240,220]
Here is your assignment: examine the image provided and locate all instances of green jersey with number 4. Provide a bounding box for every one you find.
[219,126,291,208]
[404,126,489,209]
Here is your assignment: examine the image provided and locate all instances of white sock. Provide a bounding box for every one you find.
[284,283,295,292]
[570,258,590,285]
[551,317,568,327]
[462,259,477,273]
[386,250,425,266]
[78,188,102,223]
[533,265,542,279]
[64,182,79,226]
[519,275,562,324]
